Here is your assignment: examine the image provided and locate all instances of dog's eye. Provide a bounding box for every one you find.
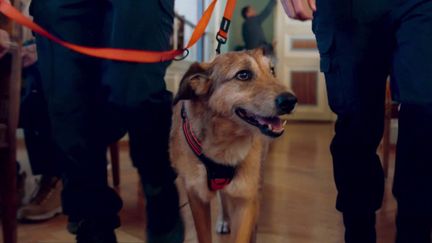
[235,70,253,81]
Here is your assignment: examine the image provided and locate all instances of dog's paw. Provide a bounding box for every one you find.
[215,220,230,234]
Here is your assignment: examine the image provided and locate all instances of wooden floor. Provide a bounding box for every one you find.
[2,123,397,243]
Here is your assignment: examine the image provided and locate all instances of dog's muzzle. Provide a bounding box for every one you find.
[234,92,296,138]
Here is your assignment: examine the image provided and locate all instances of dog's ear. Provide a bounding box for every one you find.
[173,62,211,105]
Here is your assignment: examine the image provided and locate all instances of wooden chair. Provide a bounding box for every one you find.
[0,2,22,241]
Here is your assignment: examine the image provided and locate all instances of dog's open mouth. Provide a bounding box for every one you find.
[235,108,287,137]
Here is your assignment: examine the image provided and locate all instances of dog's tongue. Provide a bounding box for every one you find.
[257,117,283,130]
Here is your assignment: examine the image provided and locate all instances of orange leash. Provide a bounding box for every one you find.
[0,0,233,63]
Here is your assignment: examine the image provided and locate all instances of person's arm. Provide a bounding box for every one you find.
[256,0,277,23]
[0,29,11,58]
[280,0,316,21]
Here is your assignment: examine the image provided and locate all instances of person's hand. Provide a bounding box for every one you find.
[22,44,38,67]
[0,29,11,58]
[280,0,316,21]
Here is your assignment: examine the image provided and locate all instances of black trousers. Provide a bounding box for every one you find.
[313,0,432,242]
[20,64,61,176]
[29,0,178,230]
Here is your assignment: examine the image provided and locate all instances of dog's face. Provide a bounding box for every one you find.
[174,49,297,137]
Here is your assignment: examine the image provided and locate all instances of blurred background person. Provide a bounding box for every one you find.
[241,0,276,50]
[18,38,63,222]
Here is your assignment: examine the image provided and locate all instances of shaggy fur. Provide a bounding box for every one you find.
[169,49,296,243]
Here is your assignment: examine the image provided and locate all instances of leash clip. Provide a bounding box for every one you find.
[215,17,231,54]
[215,35,227,55]
[174,48,190,61]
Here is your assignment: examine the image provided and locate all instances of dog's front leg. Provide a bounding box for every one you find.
[187,191,212,243]
[216,192,231,234]
[229,198,259,243]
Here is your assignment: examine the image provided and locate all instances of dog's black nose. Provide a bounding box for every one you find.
[275,92,297,114]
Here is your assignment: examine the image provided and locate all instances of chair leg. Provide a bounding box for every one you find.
[382,114,390,178]
[109,143,120,187]
[1,31,22,243]
[382,81,391,178]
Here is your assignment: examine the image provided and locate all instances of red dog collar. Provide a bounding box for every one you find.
[181,102,236,191]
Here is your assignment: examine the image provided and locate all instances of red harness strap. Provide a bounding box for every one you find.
[181,103,235,191]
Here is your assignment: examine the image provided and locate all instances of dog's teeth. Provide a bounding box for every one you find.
[268,124,273,131]
[282,120,287,126]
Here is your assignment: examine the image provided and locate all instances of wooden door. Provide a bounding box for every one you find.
[274,4,334,121]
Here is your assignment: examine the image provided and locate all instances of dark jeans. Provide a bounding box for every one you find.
[313,0,432,242]
[20,64,61,176]
[29,0,178,232]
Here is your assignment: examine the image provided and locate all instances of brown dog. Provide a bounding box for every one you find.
[169,49,297,243]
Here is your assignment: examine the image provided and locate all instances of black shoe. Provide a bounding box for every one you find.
[69,219,118,243]
[343,212,376,243]
[147,219,184,243]
[396,212,431,243]
[143,182,184,243]
[76,229,117,243]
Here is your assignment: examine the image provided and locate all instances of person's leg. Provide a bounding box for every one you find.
[394,104,432,243]
[391,1,432,242]
[30,0,122,241]
[20,128,63,221]
[313,6,391,243]
[127,92,182,242]
[18,64,63,221]
[23,128,60,177]
[20,64,60,177]
[104,0,182,241]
